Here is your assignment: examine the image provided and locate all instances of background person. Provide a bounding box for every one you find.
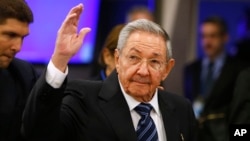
[184,16,244,141]
[126,6,154,22]
[0,0,38,141]
[95,24,124,80]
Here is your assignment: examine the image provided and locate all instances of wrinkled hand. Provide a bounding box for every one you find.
[52,3,91,72]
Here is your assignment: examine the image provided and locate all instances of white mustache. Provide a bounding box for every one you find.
[131,76,151,84]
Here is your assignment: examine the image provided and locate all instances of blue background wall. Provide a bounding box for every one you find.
[197,1,250,58]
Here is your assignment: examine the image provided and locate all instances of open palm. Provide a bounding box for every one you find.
[52,4,90,72]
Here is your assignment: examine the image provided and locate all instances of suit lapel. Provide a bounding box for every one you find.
[98,71,137,141]
[158,91,180,141]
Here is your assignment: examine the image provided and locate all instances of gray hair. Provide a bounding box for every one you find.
[117,19,172,59]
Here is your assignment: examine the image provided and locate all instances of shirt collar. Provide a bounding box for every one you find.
[118,81,161,116]
[203,52,226,66]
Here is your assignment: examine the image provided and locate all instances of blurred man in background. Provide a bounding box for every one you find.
[0,0,37,141]
[184,16,244,141]
[126,6,154,22]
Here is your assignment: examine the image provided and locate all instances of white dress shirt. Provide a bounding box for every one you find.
[46,60,68,88]
[120,83,167,141]
[46,60,167,141]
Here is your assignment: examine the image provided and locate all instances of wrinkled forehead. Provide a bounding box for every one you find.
[125,30,166,45]
[122,31,167,57]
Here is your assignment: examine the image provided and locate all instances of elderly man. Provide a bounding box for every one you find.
[22,4,196,141]
[0,0,38,141]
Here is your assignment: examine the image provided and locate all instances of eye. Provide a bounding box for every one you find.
[128,55,141,64]
[8,33,17,38]
[3,32,19,39]
[128,55,139,60]
[150,59,161,65]
[149,59,162,70]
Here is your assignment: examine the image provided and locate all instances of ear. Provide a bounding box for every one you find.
[114,49,120,72]
[161,58,175,81]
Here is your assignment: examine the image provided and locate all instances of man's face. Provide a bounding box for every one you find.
[115,31,174,102]
[0,18,29,68]
[200,23,228,59]
[128,12,154,22]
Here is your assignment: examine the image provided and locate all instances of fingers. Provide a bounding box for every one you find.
[74,4,83,21]
[71,4,83,26]
[78,28,91,41]
[68,3,83,17]
[60,3,83,30]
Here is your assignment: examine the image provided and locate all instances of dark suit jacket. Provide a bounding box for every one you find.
[22,71,196,141]
[229,67,250,124]
[0,58,38,141]
[184,55,245,141]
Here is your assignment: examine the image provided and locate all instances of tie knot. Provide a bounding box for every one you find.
[134,103,153,117]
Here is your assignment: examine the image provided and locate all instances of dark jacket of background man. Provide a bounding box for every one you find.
[0,0,37,140]
[184,56,243,140]
[0,58,37,141]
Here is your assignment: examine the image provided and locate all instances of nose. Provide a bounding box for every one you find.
[11,38,22,53]
[137,60,150,76]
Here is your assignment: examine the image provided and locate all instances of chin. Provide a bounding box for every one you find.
[0,62,11,69]
[130,91,151,99]
[127,86,151,96]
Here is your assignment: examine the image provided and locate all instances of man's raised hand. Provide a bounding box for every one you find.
[52,3,91,72]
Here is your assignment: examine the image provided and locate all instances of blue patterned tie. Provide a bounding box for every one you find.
[134,103,158,141]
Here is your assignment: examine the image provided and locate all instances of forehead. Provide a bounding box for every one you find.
[123,31,166,56]
[130,12,153,21]
[0,18,29,35]
[200,23,221,33]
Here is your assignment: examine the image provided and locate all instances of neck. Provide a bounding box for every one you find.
[105,67,113,77]
[208,51,224,62]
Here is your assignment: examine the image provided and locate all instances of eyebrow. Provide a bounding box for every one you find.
[129,48,141,53]
[2,31,29,38]
[129,47,162,57]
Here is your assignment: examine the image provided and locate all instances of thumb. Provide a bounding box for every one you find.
[78,27,91,40]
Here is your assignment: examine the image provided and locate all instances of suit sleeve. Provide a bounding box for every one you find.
[229,68,250,124]
[22,71,69,141]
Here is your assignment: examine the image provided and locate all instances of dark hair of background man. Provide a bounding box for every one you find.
[201,16,228,35]
[0,0,33,24]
